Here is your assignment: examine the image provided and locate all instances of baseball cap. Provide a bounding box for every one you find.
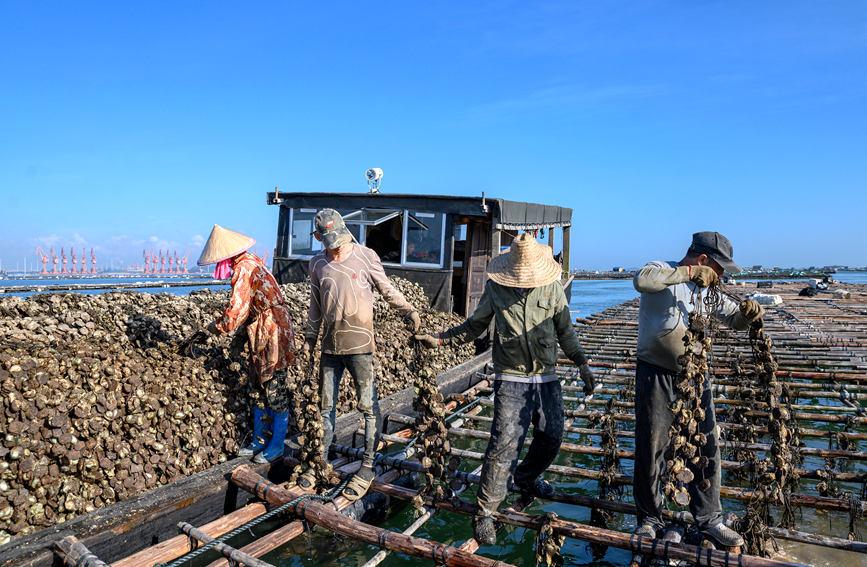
[314,209,353,249]
[689,231,742,274]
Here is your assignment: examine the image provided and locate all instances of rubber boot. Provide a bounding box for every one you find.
[238,407,269,457]
[254,410,288,464]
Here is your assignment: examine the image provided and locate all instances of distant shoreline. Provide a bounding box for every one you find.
[571,270,845,281]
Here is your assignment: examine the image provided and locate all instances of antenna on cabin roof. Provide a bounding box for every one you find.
[365,168,383,193]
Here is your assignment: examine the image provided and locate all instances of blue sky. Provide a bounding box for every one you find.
[1,2,865,272]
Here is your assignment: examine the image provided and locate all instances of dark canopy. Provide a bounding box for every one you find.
[267,192,572,229]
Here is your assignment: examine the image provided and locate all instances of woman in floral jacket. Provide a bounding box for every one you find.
[196,224,295,463]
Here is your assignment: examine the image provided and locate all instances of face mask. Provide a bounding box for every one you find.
[214,258,233,279]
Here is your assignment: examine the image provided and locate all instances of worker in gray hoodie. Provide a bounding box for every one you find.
[632,231,763,549]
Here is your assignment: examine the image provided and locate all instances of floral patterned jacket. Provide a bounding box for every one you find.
[216,252,294,385]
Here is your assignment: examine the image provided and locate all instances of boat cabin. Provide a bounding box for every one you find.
[266,191,573,315]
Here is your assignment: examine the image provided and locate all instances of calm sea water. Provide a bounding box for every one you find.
[0,276,229,297]
[1,270,864,308]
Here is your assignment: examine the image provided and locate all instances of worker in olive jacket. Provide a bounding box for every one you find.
[415,233,594,545]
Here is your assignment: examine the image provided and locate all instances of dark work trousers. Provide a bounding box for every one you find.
[476,379,565,517]
[634,359,723,531]
[253,369,290,413]
[319,353,380,468]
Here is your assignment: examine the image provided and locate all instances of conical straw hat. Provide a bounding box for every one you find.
[487,233,561,288]
[197,225,256,266]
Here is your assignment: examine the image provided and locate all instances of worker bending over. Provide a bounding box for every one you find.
[632,231,763,548]
[192,224,295,464]
[299,209,420,500]
[416,233,594,545]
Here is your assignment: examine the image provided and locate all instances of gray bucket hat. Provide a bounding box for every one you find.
[314,208,353,249]
[689,231,742,274]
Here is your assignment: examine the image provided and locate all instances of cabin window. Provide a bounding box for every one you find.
[287,206,445,267]
[289,208,323,256]
[288,208,362,257]
[403,211,445,267]
[343,208,403,264]
[452,223,467,268]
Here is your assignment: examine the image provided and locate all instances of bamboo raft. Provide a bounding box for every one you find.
[7,280,867,567]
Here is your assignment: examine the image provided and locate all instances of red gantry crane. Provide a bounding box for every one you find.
[60,247,68,274]
[143,249,150,274]
[80,248,87,274]
[50,248,59,274]
[168,250,176,274]
[70,248,78,274]
[180,250,190,273]
[35,247,50,274]
[90,248,97,274]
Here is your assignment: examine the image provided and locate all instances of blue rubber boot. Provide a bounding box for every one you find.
[238,407,270,457]
[254,410,288,464]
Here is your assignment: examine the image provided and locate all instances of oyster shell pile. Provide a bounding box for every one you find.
[0,277,474,544]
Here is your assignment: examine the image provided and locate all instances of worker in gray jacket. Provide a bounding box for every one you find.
[633,231,763,549]
[415,233,594,545]
[300,209,421,501]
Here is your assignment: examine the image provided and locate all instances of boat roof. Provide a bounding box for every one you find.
[266,191,572,230]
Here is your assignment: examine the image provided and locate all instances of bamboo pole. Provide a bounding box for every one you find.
[145,379,494,567]
[476,385,866,414]
[560,359,867,384]
[329,444,867,554]
[111,500,269,567]
[177,522,275,567]
[454,391,590,554]
[109,457,352,567]
[359,508,434,567]
[554,400,867,426]
[548,380,867,402]
[203,463,405,567]
[346,471,809,567]
[559,406,867,442]
[379,436,867,514]
[437,414,865,481]
[230,465,517,567]
[201,381,495,567]
[441,423,867,481]
[55,536,110,567]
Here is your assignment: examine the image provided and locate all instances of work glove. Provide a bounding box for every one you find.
[689,265,719,288]
[407,311,421,333]
[228,331,247,358]
[413,334,441,349]
[579,363,596,396]
[739,299,764,321]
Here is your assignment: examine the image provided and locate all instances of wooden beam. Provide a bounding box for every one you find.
[231,465,514,567]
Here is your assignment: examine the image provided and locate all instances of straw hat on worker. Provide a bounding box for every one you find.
[487,232,561,288]
[197,225,256,266]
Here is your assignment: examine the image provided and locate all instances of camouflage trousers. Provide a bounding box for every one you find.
[252,370,290,413]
